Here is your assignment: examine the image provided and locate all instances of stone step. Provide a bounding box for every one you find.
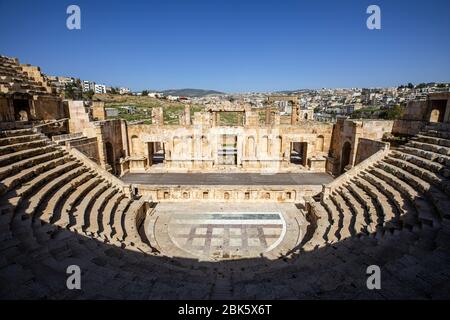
[56,177,103,228]
[99,192,126,240]
[0,145,57,168]
[353,175,398,229]
[40,171,95,224]
[391,150,449,178]
[123,199,146,245]
[425,123,450,132]
[422,129,450,140]
[0,149,65,182]
[407,140,450,157]
[330,192,354,239]
[371,166,439,224]
[378,161,450,219]
[345,182,378,233]
[0,133,44,146]
[23,165,88,221]
[360,171,415,227]
[414,134,450,148]
[0,139,49,156]
[0,128,36,138]
[70,182,110,232]
[320,198,341,242]
[14,160,80,203]
[84,187,118,236]
[369,167,437,226]
[111,197,132,242]
[385,155,450,197]
[303,201,328,249]
[338,186,367,234]
[0,154,71,197]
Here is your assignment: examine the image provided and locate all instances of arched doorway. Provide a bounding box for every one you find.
[13,99,31,121]
[340,141,352,174]
[429,100,447,123]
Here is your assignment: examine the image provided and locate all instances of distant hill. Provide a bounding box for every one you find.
[161,88,225,97]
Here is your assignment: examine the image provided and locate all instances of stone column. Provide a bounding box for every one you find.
[184,105,191,125]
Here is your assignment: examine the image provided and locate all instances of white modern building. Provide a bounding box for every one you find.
[82,80,95,92]
[94,84,107,94]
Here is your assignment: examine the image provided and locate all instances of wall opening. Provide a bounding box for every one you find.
[105,142,115,174]
[429,100,447,123]
[131,135,139,155]
[316,135,324,153]
[13,99,31,121]
[290,142,308,166]
[340,141,352,174]
[217,134,237,166]
[148,141,165,166]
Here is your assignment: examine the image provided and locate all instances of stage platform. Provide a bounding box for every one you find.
[121,172,333,186]
[122,172,333,203]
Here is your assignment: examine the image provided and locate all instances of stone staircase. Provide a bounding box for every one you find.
[0,55,53,96]
[0,128,215,299]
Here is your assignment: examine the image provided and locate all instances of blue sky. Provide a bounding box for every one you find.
[1,0,449,92]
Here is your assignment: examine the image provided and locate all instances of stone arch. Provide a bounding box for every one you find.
[430,108,444,123]
[428,100,447,123]
[13,99,31,121]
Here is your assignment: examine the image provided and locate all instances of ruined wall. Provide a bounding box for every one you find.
[95,119,127,174]
[32,96,67,120]
[392,119,427,136]
[92,101,106,121]
[67,101,93,134]
[355,138,390,165]
[403,100,428,121]
[327,119,394,175]
[67,137,100,163]
[0,96,13,122]
[124,116,334,173]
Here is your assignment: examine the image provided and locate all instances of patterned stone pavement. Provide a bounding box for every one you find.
[168,212,286,259]
[147,202,307,262]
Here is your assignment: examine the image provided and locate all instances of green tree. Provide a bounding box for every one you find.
[141,90,149,96]
[64,83,81,100]
[82,89,95,101]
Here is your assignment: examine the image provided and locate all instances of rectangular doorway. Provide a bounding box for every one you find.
[290,142,308,166]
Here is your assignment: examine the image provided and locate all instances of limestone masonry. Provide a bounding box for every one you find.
[1,55,450,299]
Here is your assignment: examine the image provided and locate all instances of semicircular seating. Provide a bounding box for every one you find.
[0,123,450,299]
